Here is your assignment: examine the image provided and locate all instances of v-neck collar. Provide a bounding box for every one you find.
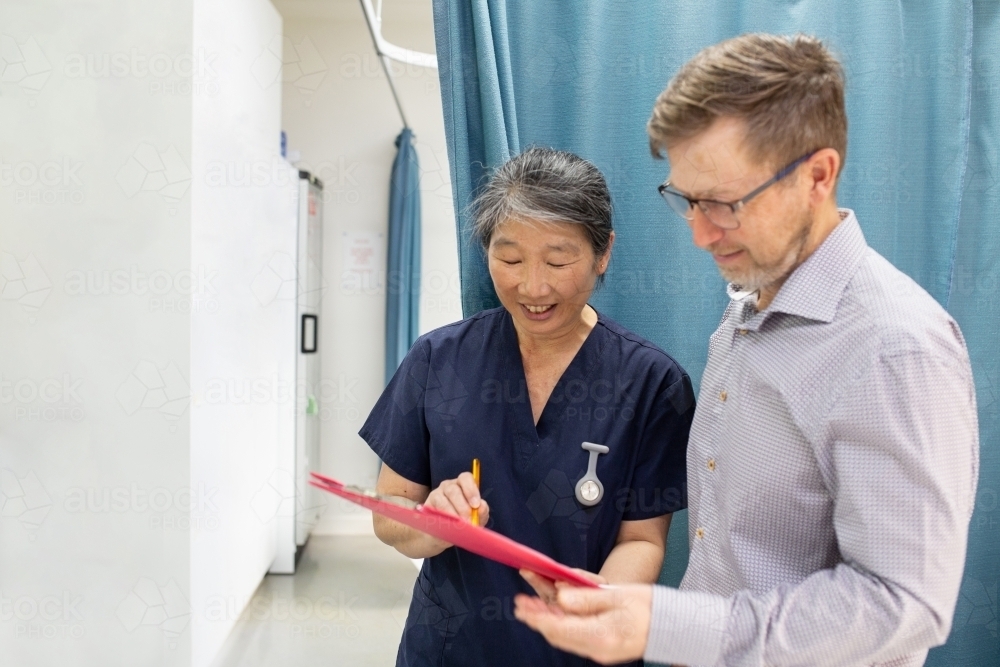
[500,306,605,448]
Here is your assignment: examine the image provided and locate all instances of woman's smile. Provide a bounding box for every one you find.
[521,303,556,320]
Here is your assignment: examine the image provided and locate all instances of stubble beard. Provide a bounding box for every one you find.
[718,209,814,292]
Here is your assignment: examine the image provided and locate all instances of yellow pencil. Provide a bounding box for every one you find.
[471,458,481,526]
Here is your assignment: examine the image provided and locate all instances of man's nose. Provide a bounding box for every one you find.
[689,208,726,249]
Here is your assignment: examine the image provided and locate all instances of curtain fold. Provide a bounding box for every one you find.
[433,2,998,664]
[385,127,422,385]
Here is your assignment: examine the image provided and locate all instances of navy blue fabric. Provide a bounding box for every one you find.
[360,307,695,667]
[385,127,422,385]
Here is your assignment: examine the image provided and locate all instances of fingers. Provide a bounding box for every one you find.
[442,480,473,519]
[520,569,558,603]
[426,474,485,522]
[513,593,563,616]
[422,488,455,514]
[513,597,600,657]
[514,591,646,665]
[554,586,619,615]
[567,568,607,586]
[455,472,482,508]
[477,498,490,525]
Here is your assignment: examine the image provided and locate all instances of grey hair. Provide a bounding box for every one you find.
[471,147,614,280]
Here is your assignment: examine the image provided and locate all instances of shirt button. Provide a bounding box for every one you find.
[695,527,705,539]
[707,458,716,471]
[738,328,748,335]
[719,390,728,402]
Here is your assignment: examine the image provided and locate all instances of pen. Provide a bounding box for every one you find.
[471,458,481,526]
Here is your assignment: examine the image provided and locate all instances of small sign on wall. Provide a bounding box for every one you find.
[341,231,384,294]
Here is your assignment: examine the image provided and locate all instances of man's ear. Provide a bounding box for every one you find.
[808,148,840,206]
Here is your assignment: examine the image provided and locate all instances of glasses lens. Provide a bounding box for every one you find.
[699,201,740,229]
[660,188,694,220]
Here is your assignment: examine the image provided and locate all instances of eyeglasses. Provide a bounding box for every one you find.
[657,151,817,230]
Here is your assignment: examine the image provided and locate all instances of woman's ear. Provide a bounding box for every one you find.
[597,231,615,275]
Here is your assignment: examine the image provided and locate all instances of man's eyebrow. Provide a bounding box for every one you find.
[670,182,732,200]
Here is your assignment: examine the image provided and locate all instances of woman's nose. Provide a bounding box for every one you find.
[520,262,552,297]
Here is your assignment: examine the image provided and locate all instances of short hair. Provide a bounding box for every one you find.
[471,147,613,279]
[648,33,847,176]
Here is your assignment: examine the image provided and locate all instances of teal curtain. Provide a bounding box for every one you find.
[385,128,422,385]
[433,2,998,664]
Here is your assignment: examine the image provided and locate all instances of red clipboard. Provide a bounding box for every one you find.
[309,472,599,588]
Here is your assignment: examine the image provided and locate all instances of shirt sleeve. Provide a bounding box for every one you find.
[358,338,433,487]
[621,368,696,521]
[643,346,979,667]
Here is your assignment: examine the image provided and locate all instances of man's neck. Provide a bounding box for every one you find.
[756,204,844,311]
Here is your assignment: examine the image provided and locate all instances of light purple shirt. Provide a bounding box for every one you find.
[645,210,979,667]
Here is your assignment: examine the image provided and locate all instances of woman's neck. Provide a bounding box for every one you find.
[515,304,598,358]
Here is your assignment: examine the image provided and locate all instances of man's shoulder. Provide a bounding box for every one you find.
[843,249,967,362]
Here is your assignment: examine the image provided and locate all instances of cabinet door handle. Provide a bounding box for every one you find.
[301,314,318,353]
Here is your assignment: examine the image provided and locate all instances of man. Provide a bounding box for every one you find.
[514,33,979,667]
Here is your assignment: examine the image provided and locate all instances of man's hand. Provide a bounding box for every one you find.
[514,583,652,665]
[520,569,607,605]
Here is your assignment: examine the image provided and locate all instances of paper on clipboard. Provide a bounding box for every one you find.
[308,471,600,588]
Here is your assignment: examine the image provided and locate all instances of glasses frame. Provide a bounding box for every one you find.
[658,150,817,229]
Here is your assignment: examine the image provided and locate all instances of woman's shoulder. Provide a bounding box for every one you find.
[594,311,695,413]
[411,306,508,352]
[594,310,689,380]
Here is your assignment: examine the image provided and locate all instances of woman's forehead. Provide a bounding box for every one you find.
[491,217,589,248]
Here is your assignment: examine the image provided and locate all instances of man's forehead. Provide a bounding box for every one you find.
[668,120,752,195]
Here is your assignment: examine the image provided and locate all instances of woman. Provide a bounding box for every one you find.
[361,147,695,666]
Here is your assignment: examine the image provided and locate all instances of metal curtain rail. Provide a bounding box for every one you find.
[358,0,439,127]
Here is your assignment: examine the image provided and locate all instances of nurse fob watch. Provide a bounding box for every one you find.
[575,441,609,506]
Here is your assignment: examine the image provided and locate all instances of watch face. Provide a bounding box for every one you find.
[579,480,600,502]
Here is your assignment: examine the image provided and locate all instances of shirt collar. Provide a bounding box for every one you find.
[728,208,868,326]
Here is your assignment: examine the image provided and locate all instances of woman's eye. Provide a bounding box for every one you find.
[500,259,521,265]
[548,263,568,268]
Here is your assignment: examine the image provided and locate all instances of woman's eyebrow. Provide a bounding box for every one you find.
[491,239,579,252]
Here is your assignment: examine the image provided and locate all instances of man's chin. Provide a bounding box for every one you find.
[719,267,758,289]
[718,265,779,292]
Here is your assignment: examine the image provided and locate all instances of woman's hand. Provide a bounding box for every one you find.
[520,568,607,605]
[425,472,490,526]
[373,465,489,558]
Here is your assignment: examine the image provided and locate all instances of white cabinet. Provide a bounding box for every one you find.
[270,171,324,573]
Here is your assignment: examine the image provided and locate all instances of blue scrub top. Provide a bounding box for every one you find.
[360,307,695,667]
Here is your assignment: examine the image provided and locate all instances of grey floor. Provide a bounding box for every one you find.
[211,536,418,667]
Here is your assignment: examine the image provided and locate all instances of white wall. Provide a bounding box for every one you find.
[0,2,296,666]
[1,2,194,665]
[274,0,462,534]
[190,1,298,665]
